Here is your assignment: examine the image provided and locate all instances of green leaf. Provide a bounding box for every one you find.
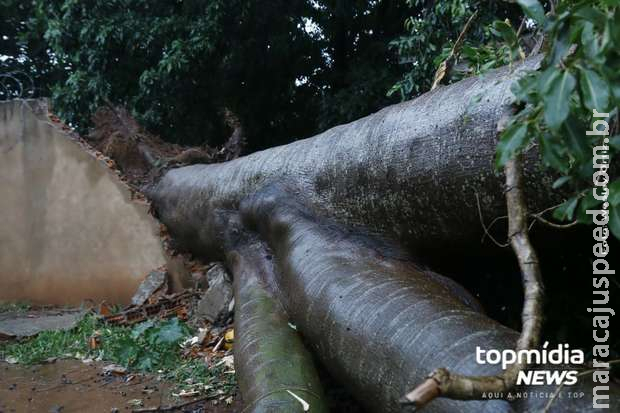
[609,135,620,150]
[539,133,569,173]
[573,6,606,28]
[491,21,518,46]
[538,67,558,94]
[579,68,609,111]
[562,115,589,161]
[580,22,601,61]
[553,196,579,221]
[496,122,530,168]
[552,176,571,189]
[543,70,576,130]
[511,73,538,103]
[517,0,546,25]
[549,23,571,65]
[609,205,620,239]
[576,190,602,223]
[153,318,187,345]
[609,180,620,206]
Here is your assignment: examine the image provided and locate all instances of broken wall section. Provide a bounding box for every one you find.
[0,100,178,305]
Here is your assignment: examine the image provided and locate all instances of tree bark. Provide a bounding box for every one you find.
[149,57,553,260]
[148,58,619,412]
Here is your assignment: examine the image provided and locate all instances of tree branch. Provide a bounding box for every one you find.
[401,154,545,410]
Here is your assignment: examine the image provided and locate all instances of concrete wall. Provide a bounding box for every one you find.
[0,100,171,305]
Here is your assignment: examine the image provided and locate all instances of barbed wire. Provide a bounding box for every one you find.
[0,70,36,101]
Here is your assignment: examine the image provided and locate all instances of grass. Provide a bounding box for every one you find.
[0,301,31,313]
[0,315,236,396]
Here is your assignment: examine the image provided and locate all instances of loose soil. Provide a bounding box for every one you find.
[0,360,242,413]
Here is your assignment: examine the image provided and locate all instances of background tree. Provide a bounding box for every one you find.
[2,0,514,150]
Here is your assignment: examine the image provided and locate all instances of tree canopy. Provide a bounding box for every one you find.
[1,0,513,150]
[1,0,618,231]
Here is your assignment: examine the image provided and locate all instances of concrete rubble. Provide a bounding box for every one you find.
[0,309,86,339]
[194,264,234,325]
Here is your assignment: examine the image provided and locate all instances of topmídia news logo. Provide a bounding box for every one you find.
[476,342,585,386]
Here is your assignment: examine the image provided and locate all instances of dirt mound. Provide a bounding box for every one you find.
[88,106,245,187]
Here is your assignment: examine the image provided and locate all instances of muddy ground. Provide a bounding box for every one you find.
[0,360,242,413]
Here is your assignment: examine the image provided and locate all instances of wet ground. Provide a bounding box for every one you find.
[0,360,242,413]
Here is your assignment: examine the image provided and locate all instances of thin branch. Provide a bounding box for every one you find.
[530,214,578,229]
[475,192,509,247]
[431,11,479,90]
[401,155,545,410]
[529,201,579,229]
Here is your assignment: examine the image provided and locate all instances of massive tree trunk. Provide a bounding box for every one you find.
[150,57,556,259]
[149,58,618,412]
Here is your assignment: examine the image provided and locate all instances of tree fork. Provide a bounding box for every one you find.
[149,59,619,412]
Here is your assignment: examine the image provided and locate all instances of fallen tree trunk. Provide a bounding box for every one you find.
[149,59,619,412]
[149,57,552,259]
[238,184,611,412]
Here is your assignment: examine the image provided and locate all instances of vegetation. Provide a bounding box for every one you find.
[0,301,31,313]
[0,316,236,396]
[494,0,620,237]
[1,0,409,150]
[388,0,521,98]
[390,0,620,239]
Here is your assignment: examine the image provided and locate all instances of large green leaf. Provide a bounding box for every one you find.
[562,115,589,161]
[553,196,579,221]
[539,133,569,172]
[549,23,571,65]
[543,70,576,130]
[496,122,530,168]
[579,68,609,111]
[574,6,606,28]
[517,0,546,25]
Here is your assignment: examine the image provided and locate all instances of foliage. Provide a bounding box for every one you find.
[387,0,521,99]
[0,301,31,313]
[2,0,413,150]
[0,0,60,99]
[493,0,620,238]
[0,316,235,395]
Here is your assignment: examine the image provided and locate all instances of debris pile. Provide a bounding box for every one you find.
[87,105,245,188]
[194,264,234,325]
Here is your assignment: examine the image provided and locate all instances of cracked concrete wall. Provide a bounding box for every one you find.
[0,100,170,305]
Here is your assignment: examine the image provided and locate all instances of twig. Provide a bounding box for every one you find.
[530,215,578,229]
[529,201,579,229]
[401,156,544,410]
[475,193,509,247]
[132,395,213,412]
[431,11,479,90]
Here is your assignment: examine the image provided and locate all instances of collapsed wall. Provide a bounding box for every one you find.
[0,100,175,305]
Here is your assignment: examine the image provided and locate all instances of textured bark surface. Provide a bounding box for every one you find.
[227,236,327,413]
[149,57,553,260]
[237,185,613,413]
[148,59,620,412]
